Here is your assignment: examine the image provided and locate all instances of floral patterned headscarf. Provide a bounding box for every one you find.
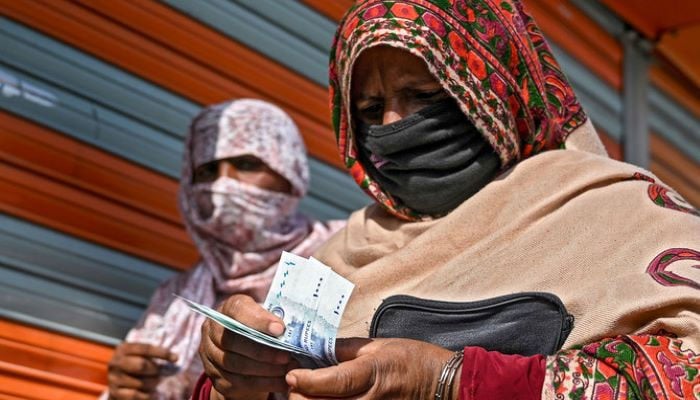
[179,99,315,297]
[330,0,588,220]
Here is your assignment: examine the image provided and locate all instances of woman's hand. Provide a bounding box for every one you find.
[107,342,178,400]
[286,338,456,399]
[199,294,297,399]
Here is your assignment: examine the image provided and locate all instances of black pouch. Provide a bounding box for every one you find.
[369,292,573,356]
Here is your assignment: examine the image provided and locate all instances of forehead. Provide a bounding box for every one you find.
[351,46,439,97]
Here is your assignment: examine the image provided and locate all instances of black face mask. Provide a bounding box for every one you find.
[356,99,501,216]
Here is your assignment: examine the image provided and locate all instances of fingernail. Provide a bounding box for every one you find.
[286,373,297,388]
[269,322,284,336]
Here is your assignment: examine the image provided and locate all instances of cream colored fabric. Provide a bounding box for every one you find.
[563,119,607,157]
[314,150,700,352]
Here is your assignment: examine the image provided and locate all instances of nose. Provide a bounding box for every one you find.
[217,160,238,179]
[381,98,406,125]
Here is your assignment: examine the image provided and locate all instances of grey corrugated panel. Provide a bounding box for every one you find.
[234,0,337,52]
[0,63,184,175]
[649,88,700,161]
[561,2,700,162]
[161,0,330,86]
[308,158,370,210]
[299,195,349,221]
[0,19,368,216]
[552,42,700,163]
[0,214,174,343]
[0,214,173,302]
[0,17,196,138]
[0,267,141,326]
[0,266,141,345]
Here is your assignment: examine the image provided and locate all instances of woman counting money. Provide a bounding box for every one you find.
[103,99,343,399]
[195,1,700,399]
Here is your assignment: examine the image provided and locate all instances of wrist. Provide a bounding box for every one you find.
[435,350,464,400]
[450,365,462,400]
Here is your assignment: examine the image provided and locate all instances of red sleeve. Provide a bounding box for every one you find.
[191,373,213,400]
[459,346,545,400]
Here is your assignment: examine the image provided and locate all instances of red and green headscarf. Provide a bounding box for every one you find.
[329,0,588,220]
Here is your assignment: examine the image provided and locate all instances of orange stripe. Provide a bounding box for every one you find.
[0,112,181,225]
[0,339,107,385]
[0,160,196,269]
[650,66,700,118]
[0,0,343,169]
[0,319,111,399]
[650,133,700,188]
[0,361,104,400]
[300,0,354,21]
[0,394,28,400]
[0,319,112,366]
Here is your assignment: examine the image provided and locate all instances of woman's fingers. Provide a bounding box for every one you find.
[109,354,162,376]
[108,371,160,391]
[106,342,176,398]
[213,348,290,376]
[287,358,374,397]
[108,388,151,400]
[218,294,285,336]
[220,330,291,364]
[201,350,289,395]
[120,342,178,362]
[202,319,290,369]
[199,295,297,399]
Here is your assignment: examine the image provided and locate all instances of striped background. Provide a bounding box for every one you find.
[0,1,697,398]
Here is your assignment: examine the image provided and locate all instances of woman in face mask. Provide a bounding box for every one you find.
[103,99,344,400]
[194,1,700,400]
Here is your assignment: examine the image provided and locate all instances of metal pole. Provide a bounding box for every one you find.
[621,29,653,168]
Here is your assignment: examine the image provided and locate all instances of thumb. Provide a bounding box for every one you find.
[335,337,374,362]
[286,358,374,397]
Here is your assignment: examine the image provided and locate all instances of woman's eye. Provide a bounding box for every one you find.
[233,158,264,171]
[415,89,445,100]
[358,103,383,121]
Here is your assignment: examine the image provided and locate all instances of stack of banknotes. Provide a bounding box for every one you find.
[180,251,354,368]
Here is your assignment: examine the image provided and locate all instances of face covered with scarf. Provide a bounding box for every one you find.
[179,99,312,296]
[330,0,588,221]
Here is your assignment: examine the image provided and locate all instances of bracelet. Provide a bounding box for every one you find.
[434,350,464,400]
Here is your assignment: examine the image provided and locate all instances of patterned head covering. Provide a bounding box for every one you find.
[184,98,309,198]
[179,99,314,296]
[330,0,588,220]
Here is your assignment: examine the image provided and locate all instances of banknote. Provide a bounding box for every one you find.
[262,252,354,367]
[263,252,330,366]
[305,257,354,365]
[179,252,354,368]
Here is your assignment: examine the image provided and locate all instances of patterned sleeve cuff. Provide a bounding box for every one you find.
[459,346,546,400]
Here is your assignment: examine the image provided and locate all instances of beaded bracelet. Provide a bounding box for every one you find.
[434,350,464,400]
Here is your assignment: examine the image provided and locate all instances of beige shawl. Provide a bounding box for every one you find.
[314,147,700,352]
